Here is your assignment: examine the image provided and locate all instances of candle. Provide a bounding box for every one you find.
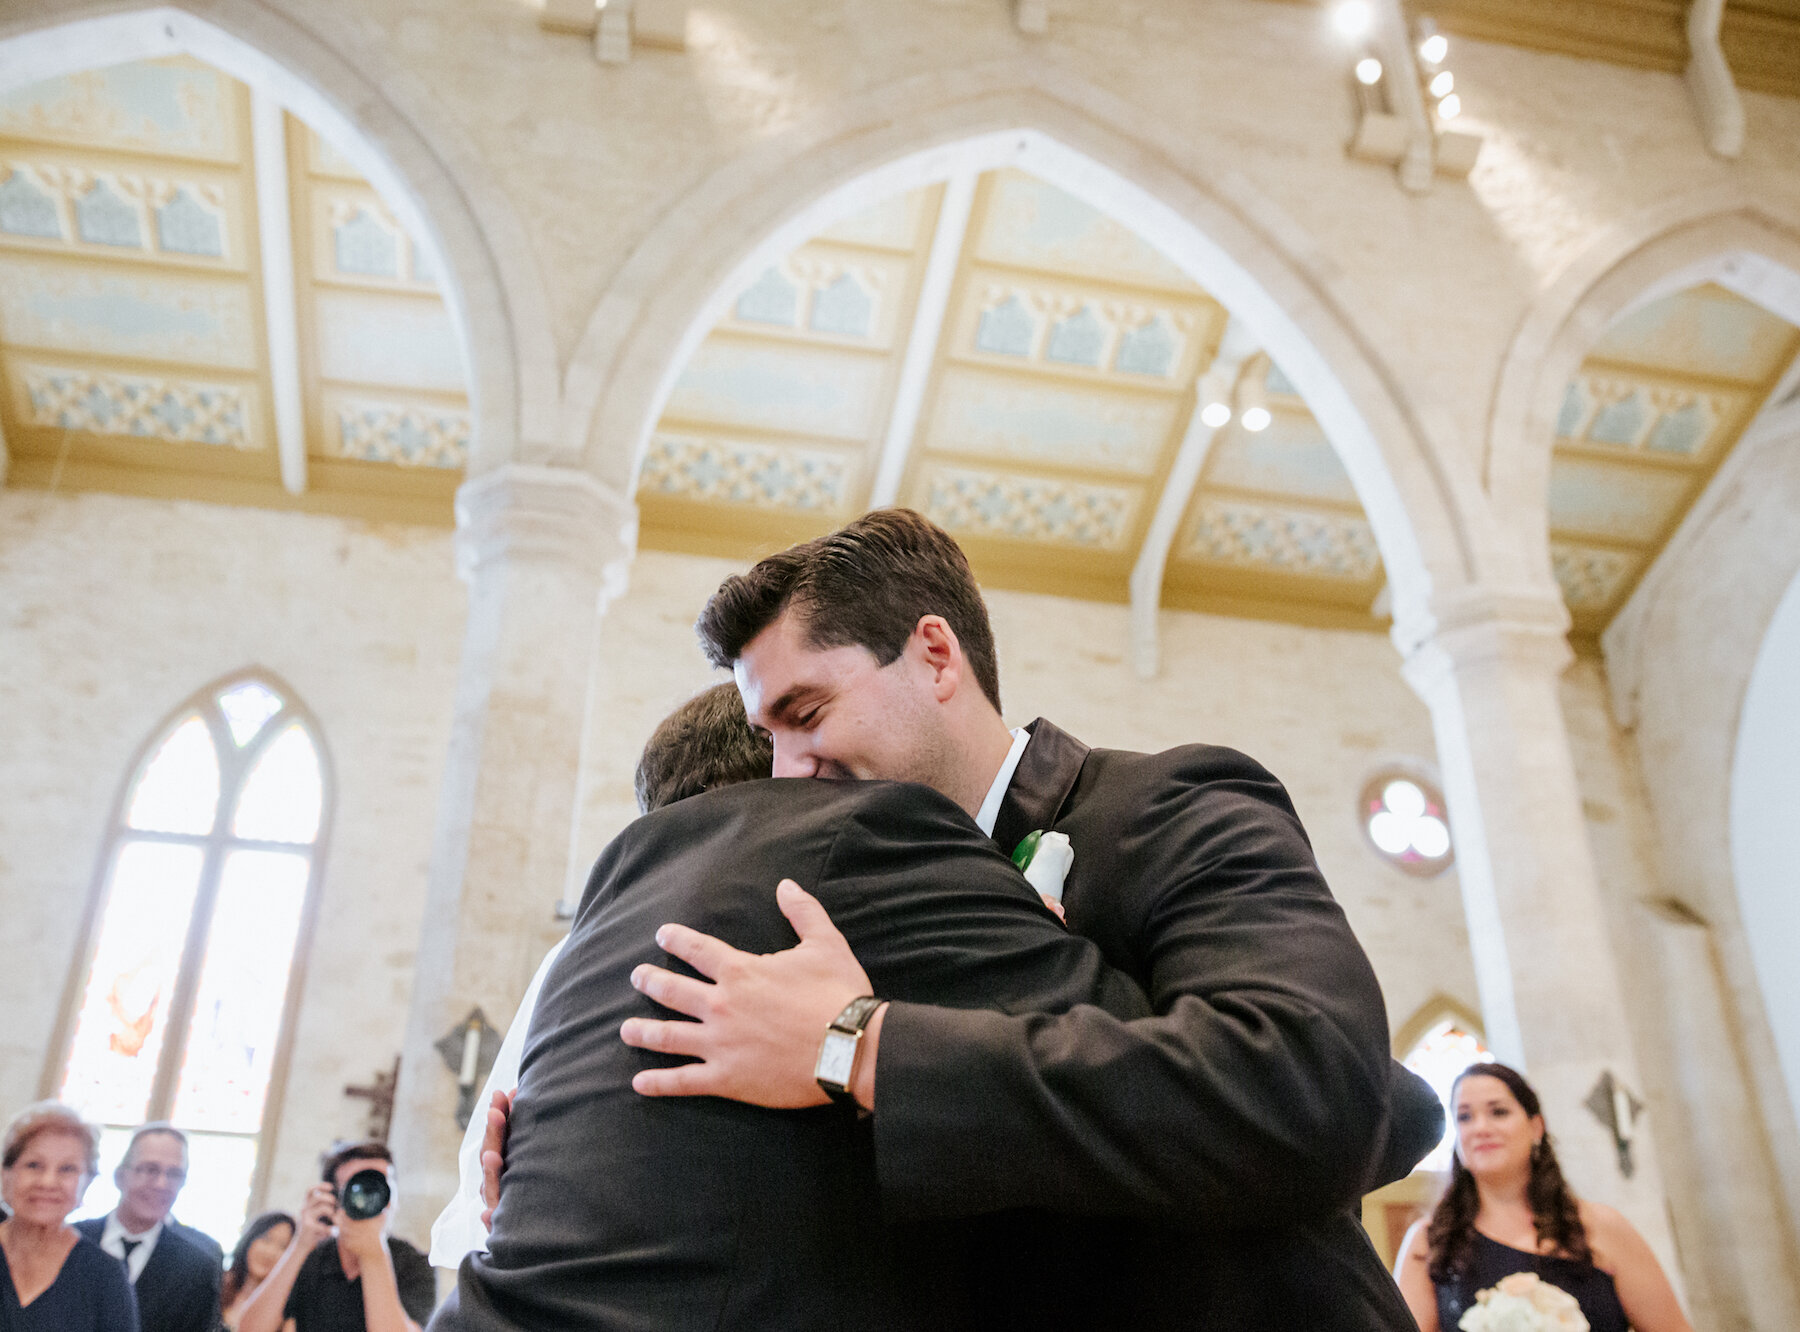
[459,1023,480,1086]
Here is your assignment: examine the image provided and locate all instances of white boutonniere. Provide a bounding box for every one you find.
[1011,830,1075,904]
[1459,1272,1589,1332]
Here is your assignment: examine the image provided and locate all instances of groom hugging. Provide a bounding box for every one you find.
[440,509,1442,1331]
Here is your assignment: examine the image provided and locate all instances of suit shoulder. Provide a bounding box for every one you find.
[1084,742,1296,819]
[74,1216,104,1239]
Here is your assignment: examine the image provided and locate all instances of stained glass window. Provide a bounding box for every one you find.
[1361,771,1454,875]
[1402,1018,1492,1172]
[60,676,326,1247]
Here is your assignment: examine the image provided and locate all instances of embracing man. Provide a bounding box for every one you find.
[477,508,1441,1328]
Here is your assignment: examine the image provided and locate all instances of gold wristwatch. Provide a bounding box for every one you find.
[814,996,882,1105]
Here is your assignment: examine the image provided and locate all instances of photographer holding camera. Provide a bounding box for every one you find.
[238,1142,435,1332]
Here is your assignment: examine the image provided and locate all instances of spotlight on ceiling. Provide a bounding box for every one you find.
[1355,57,1384,86]
[1241,406,1273,433]
[1437,92,1462,120]
[1332,0,1372,40]
[1200,401,1233,428]
[1429,70,1454,98]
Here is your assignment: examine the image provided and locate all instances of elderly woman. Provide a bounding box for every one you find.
[0,1102,138,1331]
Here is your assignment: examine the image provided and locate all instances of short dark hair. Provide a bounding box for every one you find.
[695,509,1001,711]
[320,1140,392,1184]
[122,1121,187,1167]
[634,683,774,813]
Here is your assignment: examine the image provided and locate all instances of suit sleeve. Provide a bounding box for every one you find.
[871,760,1399,1227]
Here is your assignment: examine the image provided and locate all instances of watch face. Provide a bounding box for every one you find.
[816,1030,858,1088]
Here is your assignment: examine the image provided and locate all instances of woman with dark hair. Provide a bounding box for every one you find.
[1396,1062,1691,1331]
[219,1211,295,1329]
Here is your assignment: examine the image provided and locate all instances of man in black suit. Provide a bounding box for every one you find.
[76,1122,222,1332]
[430,684,1151,1331]
[604,508,1441,1329]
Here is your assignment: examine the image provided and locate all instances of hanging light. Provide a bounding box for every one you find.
[1332,0,1372,40]
[1200,401,1232,428]
[1419,33,1447,64]
[1437,93,1462,120]
[1355,57,1384,86]
[1241,407,1272,433]
[1429,70,1454,98]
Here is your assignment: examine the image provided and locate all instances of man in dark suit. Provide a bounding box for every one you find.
[606,508,1441,1329]
[430,684,1151,1331]
[76,1122,222,1332]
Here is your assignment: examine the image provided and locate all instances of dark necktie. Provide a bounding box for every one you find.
[119,1238,141,1278]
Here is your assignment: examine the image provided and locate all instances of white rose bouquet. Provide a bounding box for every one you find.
[1458,1272,1590,1332]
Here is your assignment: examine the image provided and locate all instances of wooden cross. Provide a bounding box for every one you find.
[344,1056,401,1143]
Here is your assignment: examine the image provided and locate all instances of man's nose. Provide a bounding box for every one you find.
[771,737,817,778]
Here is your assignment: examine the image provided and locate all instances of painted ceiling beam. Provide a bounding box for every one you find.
[251,89,307,497]
[867,171,979,510]
[1128,317,1260,680]
[1687,0,1744,160]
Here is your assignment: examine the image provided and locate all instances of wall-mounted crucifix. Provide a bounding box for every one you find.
[343,1056,401,1143]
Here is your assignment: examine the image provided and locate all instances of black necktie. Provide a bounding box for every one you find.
[119,1238,141,1277]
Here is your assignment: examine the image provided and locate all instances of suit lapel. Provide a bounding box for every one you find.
[992,718,1090,858]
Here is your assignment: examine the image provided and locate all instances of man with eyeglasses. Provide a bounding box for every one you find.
[74,1122,223,1332]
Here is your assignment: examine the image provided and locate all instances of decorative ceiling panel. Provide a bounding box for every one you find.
[975,168,1197,293]
[923,365,1181,476]
[0,254,257,368]
[1545,456,1693,544]
[950,269,1215,385]
[1589,285,1796,384]
[312,289,464,393]
[13,360,260,451]
[1550,282,1800,638]
[722,247,908,348]
[815,190,926,252]
[912,463,1140,550]
[0,61,239,162]
[1199,409,1362,507]
[640,432,853,513]
[662,337,889,441]
[0,56,469,522]
[1182,497,1382,582]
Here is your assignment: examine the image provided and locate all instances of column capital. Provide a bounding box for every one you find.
[454,463,638,603]
[1401,583,1572,697]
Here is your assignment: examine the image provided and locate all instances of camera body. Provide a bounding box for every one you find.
[338,1167,392,1221]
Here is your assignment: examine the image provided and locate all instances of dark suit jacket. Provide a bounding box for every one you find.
[431,777,1151,1332]
[875,719,1442,1330]
[74,1215,221,1332]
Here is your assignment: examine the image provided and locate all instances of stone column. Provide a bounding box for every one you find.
[1403,591,1682,1270]
[388,464,635,1241]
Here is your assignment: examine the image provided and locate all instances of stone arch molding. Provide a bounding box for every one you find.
[0,2,559,470]
[564,71,1481,652]
[1485,194,1800,593]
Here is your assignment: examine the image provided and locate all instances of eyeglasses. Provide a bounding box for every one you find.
[128,1163,187,1185]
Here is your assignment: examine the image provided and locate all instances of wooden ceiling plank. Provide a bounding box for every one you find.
[1127,317,1259,678]
[869,172,978,508]
[251,89,305,497]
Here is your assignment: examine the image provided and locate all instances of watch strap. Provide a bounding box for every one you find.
[816,996,883,1104]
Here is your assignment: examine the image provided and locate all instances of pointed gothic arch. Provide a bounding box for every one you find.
[43,669,332,1244]
[0,1,557,467]
[561,72,1481,650]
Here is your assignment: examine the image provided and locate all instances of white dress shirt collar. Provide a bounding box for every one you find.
[974,727,1031,837]
[100,1211,163,1283]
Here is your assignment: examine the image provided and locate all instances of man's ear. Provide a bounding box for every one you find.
[913,615,964,702]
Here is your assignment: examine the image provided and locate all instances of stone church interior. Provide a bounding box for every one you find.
[1,0,1798,1327]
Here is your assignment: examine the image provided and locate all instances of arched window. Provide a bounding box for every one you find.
[53,674,328,1244]
[1398,1000,1492,1172]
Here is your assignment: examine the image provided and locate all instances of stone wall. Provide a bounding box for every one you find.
[0,489,467,1220]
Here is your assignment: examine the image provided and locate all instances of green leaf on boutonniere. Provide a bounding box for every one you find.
[1011,830,1044,870]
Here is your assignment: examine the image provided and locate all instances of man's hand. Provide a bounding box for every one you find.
[620,879,872,1107]
[336,1209,387,1263]
[479,1088,511,1229]
[297,1184,336,1248]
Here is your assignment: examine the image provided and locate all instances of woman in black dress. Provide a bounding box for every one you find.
[0,1102,138,1332]
[1395,1063,1690,1331]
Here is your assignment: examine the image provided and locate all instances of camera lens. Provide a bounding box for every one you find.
[339,1168,391,1221]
